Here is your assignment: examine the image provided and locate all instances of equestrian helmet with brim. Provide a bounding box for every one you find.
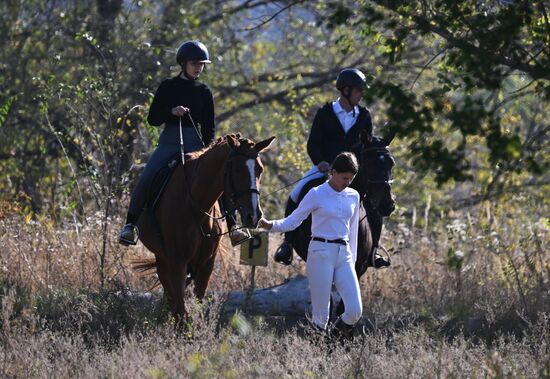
[176,41,211,65]
[336,68,367,90]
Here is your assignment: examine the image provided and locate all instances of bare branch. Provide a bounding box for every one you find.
[238,0,307,31]
[410,47,447,90]
[216,67,344,121]
[200,0,274,25]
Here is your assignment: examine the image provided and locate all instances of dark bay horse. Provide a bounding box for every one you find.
[135,134,275,324]
[288,133,395,310]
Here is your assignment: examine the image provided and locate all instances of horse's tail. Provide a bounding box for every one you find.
[131,258,161,291]
[132,258,157,274]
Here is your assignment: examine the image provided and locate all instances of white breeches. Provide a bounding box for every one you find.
[306,240,363,329]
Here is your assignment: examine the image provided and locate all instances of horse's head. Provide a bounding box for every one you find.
[355,131,396,217]
[224,134,276,228]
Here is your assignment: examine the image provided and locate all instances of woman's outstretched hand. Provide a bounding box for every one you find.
[257,218,273,231]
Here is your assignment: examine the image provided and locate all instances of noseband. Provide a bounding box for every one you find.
[360,146,394,185]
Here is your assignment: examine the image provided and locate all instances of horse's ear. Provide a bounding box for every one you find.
[254,136,276,152]
[226,134,239,148]
[381,121,397,146]
[382,130,396,146]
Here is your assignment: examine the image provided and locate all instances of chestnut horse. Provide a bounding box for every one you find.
[288,133,395,313]
[136,134,275,324]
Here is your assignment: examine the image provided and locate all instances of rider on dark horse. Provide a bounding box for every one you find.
[274,68,391,268]
[118,40,249,247]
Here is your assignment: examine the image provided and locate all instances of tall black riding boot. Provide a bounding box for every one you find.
[330,316,355,343]
[274,197,299,265]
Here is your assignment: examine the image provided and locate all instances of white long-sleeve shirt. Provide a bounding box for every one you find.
[271,181,360,262]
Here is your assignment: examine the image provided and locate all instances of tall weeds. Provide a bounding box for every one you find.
[0,196,548,378]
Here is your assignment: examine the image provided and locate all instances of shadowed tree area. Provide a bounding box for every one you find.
[335,0,549,190]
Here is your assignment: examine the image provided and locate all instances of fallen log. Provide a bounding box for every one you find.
[223,274,311,317]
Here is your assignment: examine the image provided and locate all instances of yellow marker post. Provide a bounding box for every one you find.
[240,231,269,293]
[239,231,269,267]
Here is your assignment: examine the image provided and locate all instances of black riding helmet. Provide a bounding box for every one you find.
[176,40,211,65]
[336,68,367,90]
[335,68,367,117]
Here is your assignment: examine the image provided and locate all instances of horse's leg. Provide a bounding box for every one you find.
[367,210,383,250]
[192,255,216,300]
[167,254,188,329]
[156,258,176,314]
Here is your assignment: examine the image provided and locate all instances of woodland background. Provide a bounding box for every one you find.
[0,1,548,378]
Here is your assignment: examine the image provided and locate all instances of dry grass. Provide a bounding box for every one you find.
[0,197,548,378]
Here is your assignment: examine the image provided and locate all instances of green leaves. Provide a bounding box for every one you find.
[0,96,14,128]
[323,0,549,190]
[325,2,353,28]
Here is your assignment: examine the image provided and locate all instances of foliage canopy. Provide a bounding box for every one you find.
[0,0,547,220]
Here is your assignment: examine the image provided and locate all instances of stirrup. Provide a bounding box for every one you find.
[372,246,391,268]
[274,241,293,265]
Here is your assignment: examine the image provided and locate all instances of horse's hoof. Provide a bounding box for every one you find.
[274,241,293,265]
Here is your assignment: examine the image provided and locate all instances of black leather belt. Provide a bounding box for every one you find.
[312,237,347,245]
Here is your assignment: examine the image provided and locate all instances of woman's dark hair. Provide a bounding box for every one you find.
[331,152,359,174]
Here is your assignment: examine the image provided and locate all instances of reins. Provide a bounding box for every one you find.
[259,169,325,201]
[177,114,230,237]
[179,112,204,165]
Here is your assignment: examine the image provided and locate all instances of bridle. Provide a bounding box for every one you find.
[223,148,261,217]
[360,146,394,184]
[182,141,261,238]
[358,146,395,215]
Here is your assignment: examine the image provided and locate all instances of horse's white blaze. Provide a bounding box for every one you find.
[246,159,258,222]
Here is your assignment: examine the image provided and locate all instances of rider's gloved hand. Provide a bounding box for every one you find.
[171,106,190,116]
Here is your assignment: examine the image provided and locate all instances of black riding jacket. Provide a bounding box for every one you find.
[147,76,215,146]
[307,102,373,165]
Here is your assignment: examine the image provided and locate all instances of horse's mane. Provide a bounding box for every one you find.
[186,136,228,160]
[185,134,254,161]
